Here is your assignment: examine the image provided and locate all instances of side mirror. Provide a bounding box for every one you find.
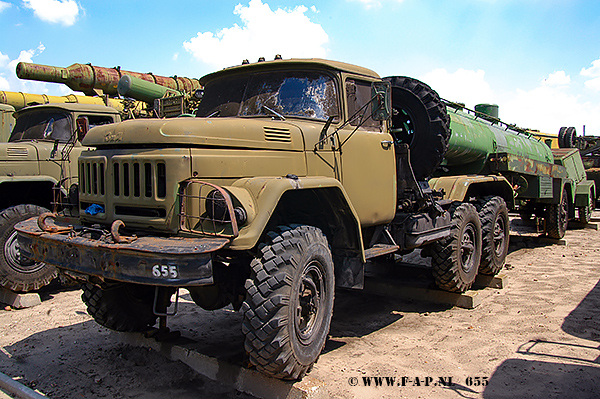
[76,116,89,142]
[371,81,391,121]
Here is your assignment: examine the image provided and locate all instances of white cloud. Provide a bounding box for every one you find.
[542,71,570,86]
[22,0,79,26]
[581,58,600,92]
[0,1,11,13]
[419,68,495,107]
[183,0,328,69]
[417,67,600,135]
[0,51,9,68]
[0,44,69,96]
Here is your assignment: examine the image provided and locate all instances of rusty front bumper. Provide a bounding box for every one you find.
[15,217,230,286]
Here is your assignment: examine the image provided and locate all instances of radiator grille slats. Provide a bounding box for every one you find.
[79,159,166,200]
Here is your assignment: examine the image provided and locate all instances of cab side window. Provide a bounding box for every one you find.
[346,79,381,130]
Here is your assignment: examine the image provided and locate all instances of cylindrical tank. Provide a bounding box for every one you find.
[16,62,201,96]
[117,75,182,103]
[444,105,554,175]
[0,90,125,112]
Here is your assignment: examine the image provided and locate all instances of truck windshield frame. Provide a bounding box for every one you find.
[9,110,72,143]
[197,70,340,121]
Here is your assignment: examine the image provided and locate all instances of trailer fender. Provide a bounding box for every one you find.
[575,180,596,208]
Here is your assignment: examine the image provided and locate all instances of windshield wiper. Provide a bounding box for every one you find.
[261,105,286,121]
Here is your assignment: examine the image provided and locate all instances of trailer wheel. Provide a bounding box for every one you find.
[546,188,569,239]
[82,282,165,332]
[0,204,56,292]
[242,225,334,380]
[558,127,577,148]
[477,196,509,275]
[577,195,593,224]
[384,76,451,180]
[431,203,482,292]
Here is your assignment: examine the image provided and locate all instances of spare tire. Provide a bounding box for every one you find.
[558,126,577,148]
[384,76,451,180]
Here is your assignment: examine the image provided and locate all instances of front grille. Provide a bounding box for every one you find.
[112,160,167,199]
[79,159,105,196]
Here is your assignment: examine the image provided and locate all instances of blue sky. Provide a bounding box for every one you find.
[1,0,600,135]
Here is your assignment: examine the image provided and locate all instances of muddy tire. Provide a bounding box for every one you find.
[0,204,55,292]
[477,196,509,276]
[82,283,159,332]
[242,225,334,380]
[546,188,569,239]
[384,76,451,180]
[431,203,482,292]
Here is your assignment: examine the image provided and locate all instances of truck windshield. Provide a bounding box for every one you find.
[197,71,339,121]
[9,111,72,143]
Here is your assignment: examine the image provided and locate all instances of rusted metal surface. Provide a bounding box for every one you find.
[488,152,568,178]
[16,62,201,97]
[37,212,73,233]
[15,217,229,286]
[110,220,137,244]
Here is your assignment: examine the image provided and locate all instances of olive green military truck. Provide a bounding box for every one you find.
[16,58,594,380]
[0,103,120,291]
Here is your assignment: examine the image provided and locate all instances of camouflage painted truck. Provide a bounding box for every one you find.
[15,58,595,380]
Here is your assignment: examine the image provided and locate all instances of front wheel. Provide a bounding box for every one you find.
[431,203,482,292]
[0,204,55,292]
[242,225,334,380]
[82,282,169,332]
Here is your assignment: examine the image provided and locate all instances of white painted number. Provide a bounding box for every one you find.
[152,264,178,278]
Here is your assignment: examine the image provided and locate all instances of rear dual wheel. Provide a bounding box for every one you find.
[432,203,482,293]
[477,196,509,276]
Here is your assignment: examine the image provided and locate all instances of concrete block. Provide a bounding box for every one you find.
[0,287,41,309]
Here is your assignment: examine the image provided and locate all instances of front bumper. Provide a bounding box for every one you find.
[15,217,230,286]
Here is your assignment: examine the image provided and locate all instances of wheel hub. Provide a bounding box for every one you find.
[4,230,45,274]
[295,261,324,344]
[460,224,476,273]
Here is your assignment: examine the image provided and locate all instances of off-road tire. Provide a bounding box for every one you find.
[242,225,334,380]
[81,283,159,332]
[431,203,482,292]
[577,196,593,224]
[546,188,568,239]
[477,196,509,275]
[0,204,55,292]
[384,76,451,180]
[558,126,577,148]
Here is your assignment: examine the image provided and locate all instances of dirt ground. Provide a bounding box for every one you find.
[1,212,600,399]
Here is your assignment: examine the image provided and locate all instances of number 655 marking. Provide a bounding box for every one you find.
[152,264,178,278]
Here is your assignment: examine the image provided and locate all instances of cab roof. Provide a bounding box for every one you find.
[200,58,380,85]
[15,103,120,115]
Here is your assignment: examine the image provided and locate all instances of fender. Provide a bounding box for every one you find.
[224,176,365,261]
[575,180,596,207]
[429,174,515,208]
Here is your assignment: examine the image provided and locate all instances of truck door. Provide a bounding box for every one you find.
[337,78,396,226]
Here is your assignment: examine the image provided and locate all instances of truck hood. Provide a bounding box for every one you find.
[83,117,305,151]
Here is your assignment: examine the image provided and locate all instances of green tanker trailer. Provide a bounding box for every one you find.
[387,77,595,244]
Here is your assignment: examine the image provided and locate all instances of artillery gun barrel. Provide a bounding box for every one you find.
[0,90,126,112]
[16,62,201,96]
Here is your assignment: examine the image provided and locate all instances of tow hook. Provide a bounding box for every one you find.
[110,220,137,244]
[37,212,74,234]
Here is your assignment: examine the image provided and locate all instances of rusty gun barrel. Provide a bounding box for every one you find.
[16,62,201,96]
